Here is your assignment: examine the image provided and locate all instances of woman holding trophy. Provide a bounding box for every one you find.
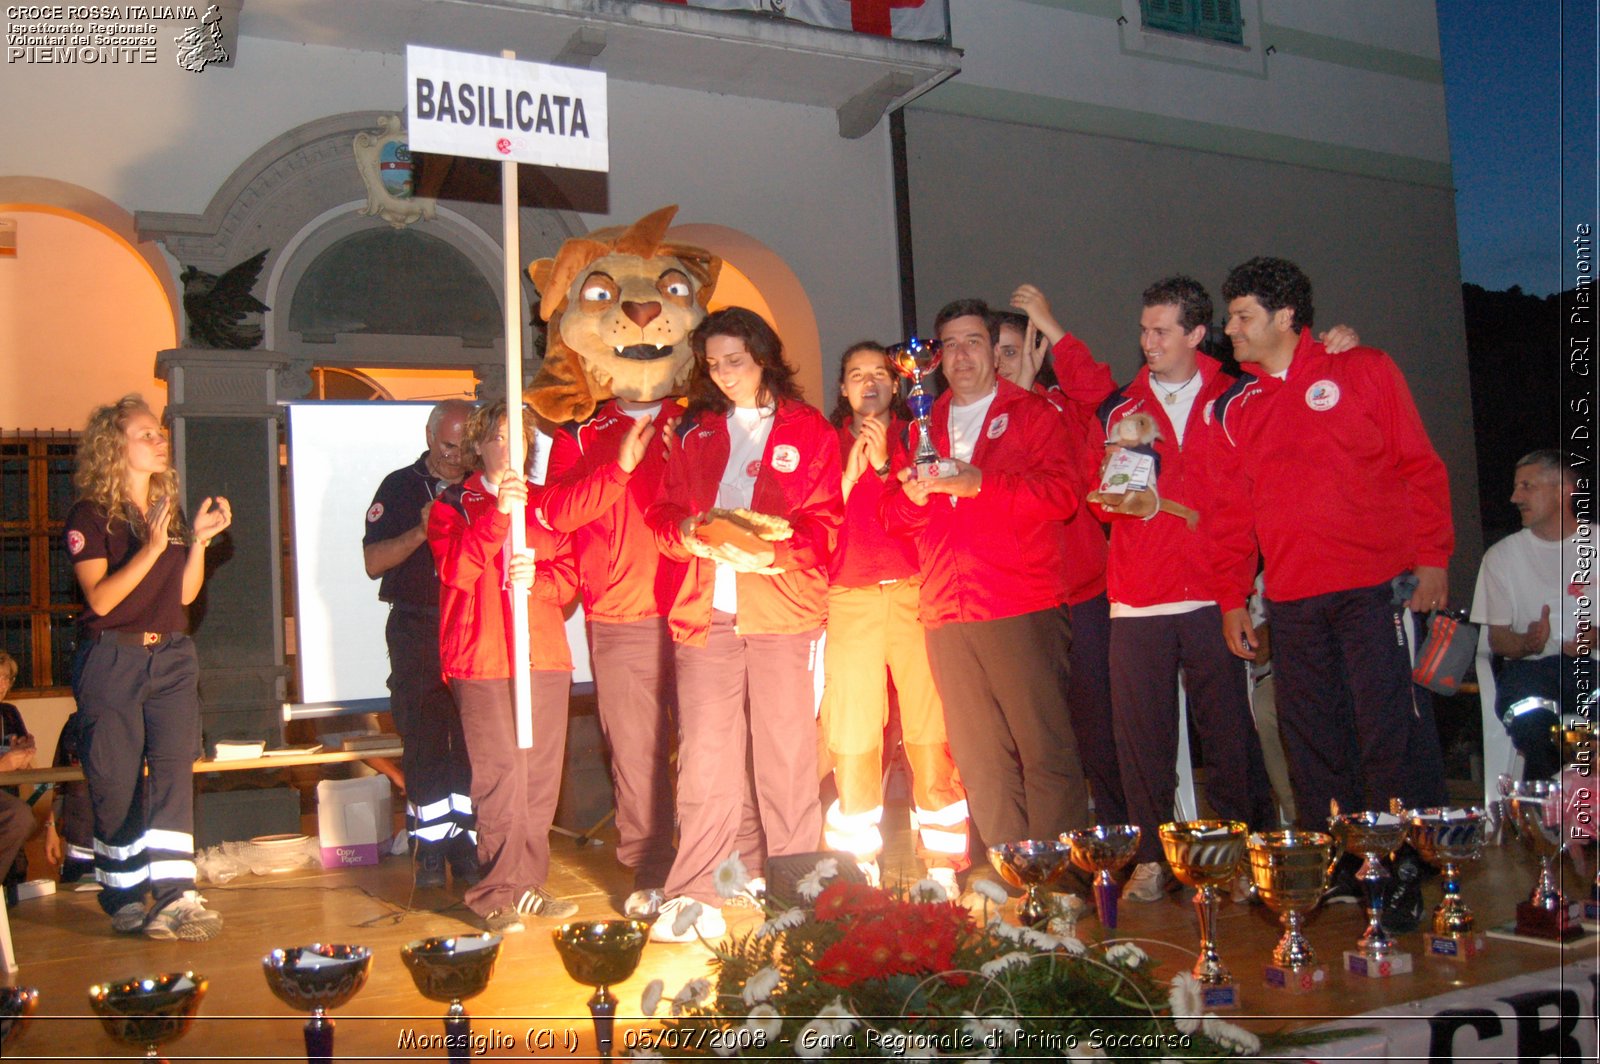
[645,307,843,943]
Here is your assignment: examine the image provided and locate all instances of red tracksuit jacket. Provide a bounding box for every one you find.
[881,378,1079,627]
[429,472,578,678]
[1093,354,1237,609]
[536,398,687,624]
[646,399,843,646]
[1033,333,1115,606]
[830,418,920,588]
[1209,329,1454,613]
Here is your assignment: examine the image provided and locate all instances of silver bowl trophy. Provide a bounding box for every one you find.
[263,943,373,1062]
[1329,810,1413,977]
[1406,808,1489,960]
[88,972,207,1063]
[988,840,1074,927]
[551,920,651,1061]
[400,934,503,1062]
[1504,779,1584,940]
[1247,830,1332,993]
[887,338,954,480]
[1159,820,1247,1010]
[1062,824,1140,930]
[0,986,40,1050]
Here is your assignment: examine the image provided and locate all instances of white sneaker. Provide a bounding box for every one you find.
[1121,862,1167,903]
[649,896,727,944]
[624,888,667,919]
[927,867,958,901]
[144,891,223,941]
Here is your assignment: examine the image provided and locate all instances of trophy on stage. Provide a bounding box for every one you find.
[400,934,502,1062]
[1505,780,1584,940]
[1159,820,1247,1009]
[1247,830,1332,993]
[263,944,373,1062]
[88,972,207,1063]
[1330,810,1413,977]
[1063,825,1141,930]
[552,920,652,1061]
[1407,808,1489,959]
[887,337,952,480]
[988,840,1074,927]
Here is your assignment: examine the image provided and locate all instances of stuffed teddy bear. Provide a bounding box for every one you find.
[1086,412,1199,529]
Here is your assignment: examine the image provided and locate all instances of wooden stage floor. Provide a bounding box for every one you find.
[2,808,1596,1060]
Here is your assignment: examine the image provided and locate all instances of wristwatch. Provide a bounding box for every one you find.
[874,459,892,476]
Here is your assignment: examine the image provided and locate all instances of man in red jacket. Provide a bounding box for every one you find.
[1212,257,1451,836]
[883,299,1090,862]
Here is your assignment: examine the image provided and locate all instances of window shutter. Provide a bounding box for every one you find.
[1140,0,1193,36]
[1195,0,1243,44]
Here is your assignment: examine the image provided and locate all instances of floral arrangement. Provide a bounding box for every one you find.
[633,855,1358,1060]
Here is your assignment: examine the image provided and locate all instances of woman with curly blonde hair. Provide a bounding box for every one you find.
[65,394,232,940]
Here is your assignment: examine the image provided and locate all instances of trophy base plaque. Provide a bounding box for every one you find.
[1343,950,1413,978]
[1200,983,1239,1010]
[1514,900,1584,941]
[1263,964,1325,993]
[1427,932,1487,960]
[914,458,957,481]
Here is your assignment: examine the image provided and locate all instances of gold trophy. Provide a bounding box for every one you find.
[262,944,373,1062]
[400,934,502,1061]
[1406,808,1488,959]
[88,972,207,1063]
[1330,810,1413,977]
[1247,830,1332,993]
[1505,780,1584,940]
[1062,825,1140,929]
[0,987,40,1050]
[988,840,1074,927]
[552,920,652,1061]
[1159,820,1247,1010]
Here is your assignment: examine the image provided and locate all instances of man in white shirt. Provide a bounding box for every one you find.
[1470,450,1595,779]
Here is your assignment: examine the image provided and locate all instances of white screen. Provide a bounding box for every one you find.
[286,402,591,711]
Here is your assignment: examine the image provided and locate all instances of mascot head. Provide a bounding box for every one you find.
[525,206,721,423]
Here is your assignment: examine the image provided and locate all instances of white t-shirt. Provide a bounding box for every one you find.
[1470,524,1596,659]
[947,389,996,463]
[1149,374,1201,446]
[712,405,776,614]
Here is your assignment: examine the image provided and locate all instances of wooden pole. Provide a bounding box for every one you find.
[501,48,533,749]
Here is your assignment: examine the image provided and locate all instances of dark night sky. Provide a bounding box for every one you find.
[1437,0,1597,296]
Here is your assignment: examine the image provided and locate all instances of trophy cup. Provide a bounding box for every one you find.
[0,987,39,1049]
[88,972,207,1062]
[1063,825,1141,930]
[1505,780,1584,940]
[552,920,651,1061]
[887,338,951,480]
[1406,808,1488,959]
[1247,831,1332,993]
[1330,810,1412,977]
[263,944,373,1062]
[988,840,1074,927]
[400,934,502,1062]
[1159,820,1247,1010]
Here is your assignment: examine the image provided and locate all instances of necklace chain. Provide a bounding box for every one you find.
[1152,372,1200,405]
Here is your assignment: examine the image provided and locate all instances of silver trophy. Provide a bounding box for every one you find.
[1329,810,1412,977]
[1063,824,1141,929]
[1406,808,1488,959]
[988,840,1074,927]
[263,944,373,1062]
[887,338,949,478]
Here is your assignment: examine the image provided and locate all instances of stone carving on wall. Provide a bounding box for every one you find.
[180,248,271,348]
[353,116,438,228]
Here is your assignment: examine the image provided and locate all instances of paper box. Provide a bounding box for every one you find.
[316,776,393,868]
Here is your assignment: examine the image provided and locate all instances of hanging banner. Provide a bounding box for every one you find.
[655,0,948,42]
[405,44,609,171]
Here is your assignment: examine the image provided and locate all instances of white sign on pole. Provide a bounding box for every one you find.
[405,44,609,171]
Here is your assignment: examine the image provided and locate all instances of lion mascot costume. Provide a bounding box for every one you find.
[524,205,721,424]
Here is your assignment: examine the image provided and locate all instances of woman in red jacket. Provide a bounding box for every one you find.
[427,399,581,933]
[645,307,843,943]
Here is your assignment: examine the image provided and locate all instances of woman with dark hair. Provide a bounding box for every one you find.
[645,307,843,942]
[65,394,232,939]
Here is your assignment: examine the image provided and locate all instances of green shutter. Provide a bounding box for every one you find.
[1141,0,1193,35]
[1195,0,1244,44]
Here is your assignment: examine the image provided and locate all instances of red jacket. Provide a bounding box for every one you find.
[881,378,1079,627]
[1209,329,1454,612]
[1093,354,1236,609]
[830,419,920,588]
[429,472,579,678]
[537,399,686,624]
[1033,336,1113,606]
[646,399,843,646]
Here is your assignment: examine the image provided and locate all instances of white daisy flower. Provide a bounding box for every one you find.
[1202,1013,1261,1055]
[796,857,840,901]
[714,850,752,899]
[1167,972,1203,1035]
[756,907,807,938]
[909,878,948,902]
[746,1003,783,1041]
[671,899,705,938]
[1105,942,1148,968]
[742,965,780,1006]
[978,950,1032,978]
[670,977,711,1016]
[971,879,1008,904]
[639,979,663,1017]
[817,997,859,1031]
[989,920,1024,943]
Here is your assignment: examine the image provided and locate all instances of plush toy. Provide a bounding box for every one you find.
[525,205,721,424]
[1087,412,1199,529]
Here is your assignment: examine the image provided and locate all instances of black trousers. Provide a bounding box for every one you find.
[1066,594,1126,825]
[386,607,473,846]
[1109,607,1277,863]
[926,606,1090,850]
[1268,582,1447,829]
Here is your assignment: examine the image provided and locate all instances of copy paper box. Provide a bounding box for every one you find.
[316,776,393,868]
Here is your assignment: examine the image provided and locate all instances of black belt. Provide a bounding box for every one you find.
[94,630,183,648]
